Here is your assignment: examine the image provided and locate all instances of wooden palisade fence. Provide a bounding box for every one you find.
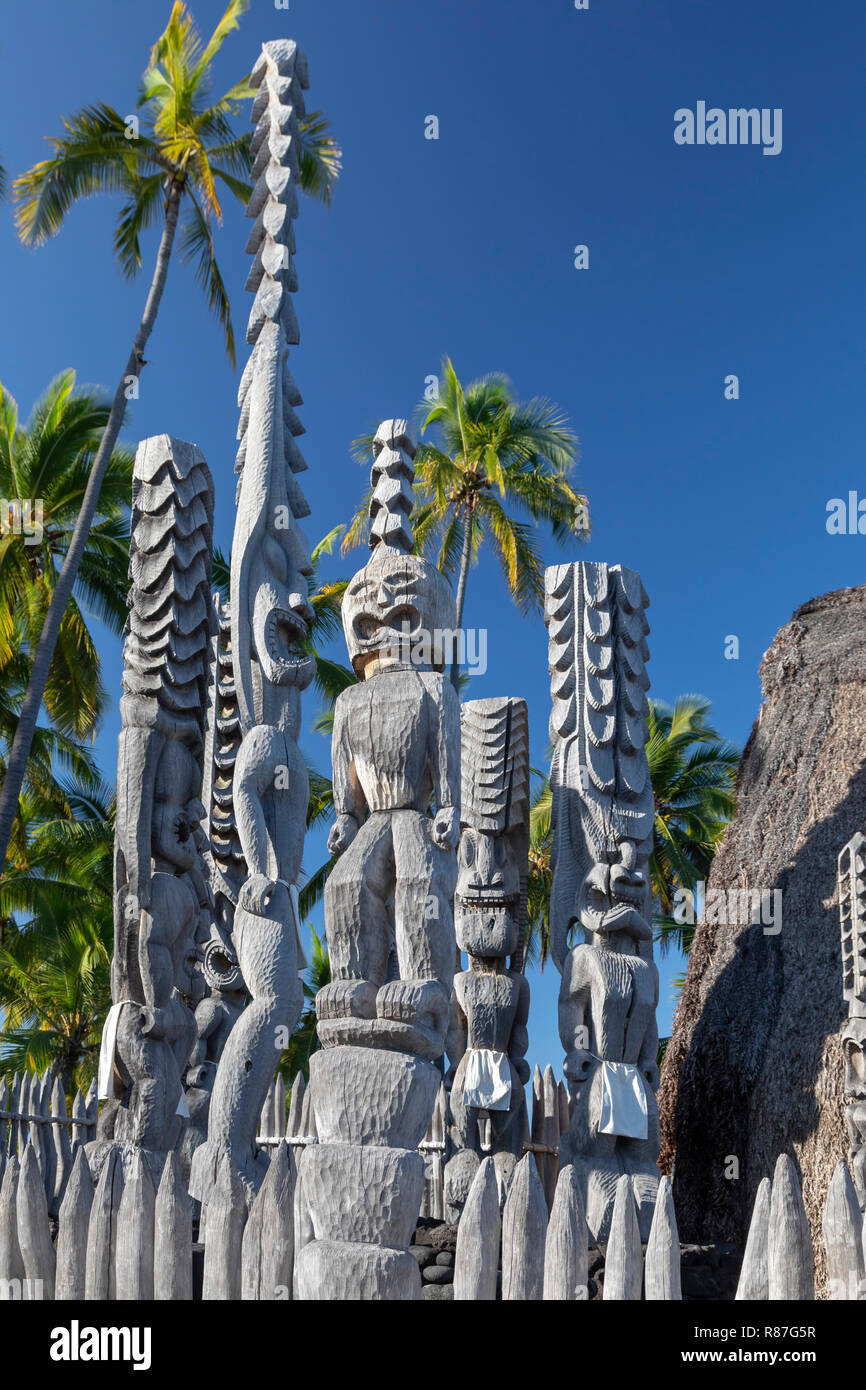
[3,1064,859,1300]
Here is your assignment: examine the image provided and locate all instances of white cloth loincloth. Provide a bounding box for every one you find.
[463,1048,512,1111]
[597,1061,648,1139]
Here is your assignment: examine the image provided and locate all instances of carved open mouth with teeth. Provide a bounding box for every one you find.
[353,603,421,648]
[458,895,517,910]
[264,606,315,688]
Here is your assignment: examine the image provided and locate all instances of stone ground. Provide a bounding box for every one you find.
[412,1219,742,1300]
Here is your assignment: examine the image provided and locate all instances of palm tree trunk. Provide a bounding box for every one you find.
[0,179,183,873]
[450,504,473,689]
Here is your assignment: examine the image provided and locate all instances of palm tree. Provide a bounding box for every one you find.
[525,696,738,966]
[0,0,341,874]
[0,372,133,742]
[647,695,739,956]
[0,776,114,1093]
[343,358,586,685]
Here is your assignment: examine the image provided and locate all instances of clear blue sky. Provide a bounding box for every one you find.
[2,0,865,1084]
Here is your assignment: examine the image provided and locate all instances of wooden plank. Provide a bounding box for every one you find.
[155,1151,193,1301]
[454,1157,500,1301]
[202,1154,247,1300]
[16,1073,30,1158]
[84,1079,98,1143]
[645,1175,681,1300]
[768,1154,813,1300]
[502,1153,547,1300]
[823,1159,864,1300]
[0,1154,25,1291]
[116,1150,155,1300]
[604,1174,642,1300]
[16,1144,55,1299]
[56,1148,94,1300]
[543,1163,588,1300]
[274,1075,286,1137]
[50,1076,73,1216]
[287,1073,305,1138]
[85,1148,124,1300]
[242,1140,294,1299]
[71,1088,88,1148]
[735,1176,771,1300]
[0,1075,8,1157]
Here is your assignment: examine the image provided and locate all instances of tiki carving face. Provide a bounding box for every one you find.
[456,826,521,958]
[342,547,454,677]
[576,842,652,945]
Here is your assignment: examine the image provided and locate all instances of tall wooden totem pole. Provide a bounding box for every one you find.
[294,420,461,1300]
[190,38,314,1204]
[546,561,660,1239]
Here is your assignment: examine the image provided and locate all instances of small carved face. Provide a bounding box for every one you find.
[342,548,454,677]
[576,845,651,943]
[456,827,521,957]
[153,744,206,873]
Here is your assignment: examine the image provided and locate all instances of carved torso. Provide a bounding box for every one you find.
[563,944,657,1064]
[455,969,523,1052]
[337,670,446,812]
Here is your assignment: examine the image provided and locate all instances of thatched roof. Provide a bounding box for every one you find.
[658,584,866,1294]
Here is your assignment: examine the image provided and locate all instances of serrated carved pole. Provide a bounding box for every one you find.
[190,39,314,1206]
[444,697,531,1216]
[295,421,460,1300]
[545,561,660,1240]
[838,832,866,1209]
[92,435,216,1185]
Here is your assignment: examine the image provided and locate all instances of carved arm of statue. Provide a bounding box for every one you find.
[509,973,532,1086]
[424,673,461,849]
[559,951,593,1085]
[444,983,469,1089]
[637,975,660,1090]
[327,693,364,856]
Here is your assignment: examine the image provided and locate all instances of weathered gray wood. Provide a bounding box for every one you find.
[543,1163,588,1300]
[540,1064,559,1210]
[546,563,659,1242]
[0,1154,25,1290]
[274,1074,286,1137]
[16,1073,30,1157]
[16,1144,55,1298]
[71,1088,88,1147]
[154,1151,192,1300]
[502,1153,547,1300]
[202,1153,247,1300]
[604,1174,642,1300]
[6,1074,19,1158]
[84,1078,98,1142]
[242,1140,294,1299]
[50,1076,73,1215]
[0,1075,8,1157]
[287,1073,305,1138]
[35,1072,56,1203]
[557,1079,570,1137]
[115,1150,155,1300]
[735,1176,771,1300]
[259,1078,275,1142]
[55,1148,94,1300]
[299,1078,316,1142]
[85,1147,124,1300]
[454,1157,500,1301]
[823,1159,864,1300]
[645,1174,681,1300]
[768,1154,813,1300]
